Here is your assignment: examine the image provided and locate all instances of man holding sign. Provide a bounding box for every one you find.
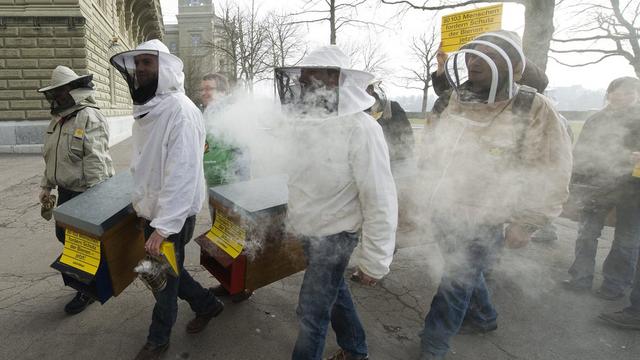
[417,30,572,359]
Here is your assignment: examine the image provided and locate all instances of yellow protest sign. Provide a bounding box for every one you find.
[441,4,503,53]
[206,212,246,259]
[60,229,101,275]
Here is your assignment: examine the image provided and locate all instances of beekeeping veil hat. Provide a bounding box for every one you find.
[38,65,93,93]
[37,65,97,116]
[109,39,185,117]
[366,79,391,120]
[445,30,525,104]
[275,45,375,118]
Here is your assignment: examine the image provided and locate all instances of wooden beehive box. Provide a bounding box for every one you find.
[51,172,145,303]
[195,175,306,296]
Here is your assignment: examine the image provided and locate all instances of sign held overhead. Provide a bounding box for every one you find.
[440,4,503,53]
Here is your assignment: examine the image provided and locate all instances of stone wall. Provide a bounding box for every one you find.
[0,16,88,122]
[81,0,133,117]
[0,0,164,152]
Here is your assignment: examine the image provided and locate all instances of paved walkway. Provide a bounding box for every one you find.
[0,139,637,360]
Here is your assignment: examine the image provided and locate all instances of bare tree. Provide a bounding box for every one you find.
[398,32,439,113]
[210,2,242,83]
[237,0,270,90]
[184,50,208,101]
[380,0,558,71]
[207,1,270,91]
[290,0,383,45]
[265,12,308,68]
[339,36,389,75]
[551,0,640,77]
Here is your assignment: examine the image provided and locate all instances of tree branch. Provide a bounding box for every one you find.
[552,34,631,42]
[549,53,619,67]
[380,0,524,11]
[286,17,331,25]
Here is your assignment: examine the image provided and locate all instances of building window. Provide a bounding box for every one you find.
[188,0,203,6]
[169,42,178,53]
[191,34,202,47]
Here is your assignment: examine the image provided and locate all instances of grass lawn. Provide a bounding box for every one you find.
[568,121,584,141]
[409,118,426,126]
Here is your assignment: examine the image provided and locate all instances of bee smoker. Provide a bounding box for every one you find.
[134,256,170,292]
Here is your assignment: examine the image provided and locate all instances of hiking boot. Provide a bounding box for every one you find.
[186,297,224,334]
[594,287,625,301]
[457,320,498,335]
[133,342,169,360]
[598,309,640,330]
[325,349,368,360]
[211,285,253,303]
[64,292,95,315]
[230,290,253,303]
[561,279,591,293]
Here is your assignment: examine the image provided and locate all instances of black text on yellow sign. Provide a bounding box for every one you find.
[440,4,503,53]
[60,229,101,275]
[206,212,246,259]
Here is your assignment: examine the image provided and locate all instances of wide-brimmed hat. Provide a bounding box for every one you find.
[275,45,375,117]
[38,66,93,93]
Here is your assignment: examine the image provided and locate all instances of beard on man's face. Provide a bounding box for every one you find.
[137,71,157,88]
[132,75,158,105]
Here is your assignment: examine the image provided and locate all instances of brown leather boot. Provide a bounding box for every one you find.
[186,298,224,334]
[325,349,369,360]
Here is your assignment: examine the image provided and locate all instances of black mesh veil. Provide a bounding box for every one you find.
[275,66,341,117]
[109,50,159,105]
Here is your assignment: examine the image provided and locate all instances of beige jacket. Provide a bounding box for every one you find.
[420,89,573,227]
[41,106,114,192]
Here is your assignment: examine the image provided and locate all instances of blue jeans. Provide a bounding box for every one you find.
[569,193,640,292]
[143,216,218,346]
[630,254,640,314]
[292,232,367,360]
[421,223,500,357]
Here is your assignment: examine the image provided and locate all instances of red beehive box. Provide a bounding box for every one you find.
[195,175,306,300]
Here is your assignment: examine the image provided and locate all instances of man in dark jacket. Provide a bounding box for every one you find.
[563,77,640,301]
[365,81,415,162]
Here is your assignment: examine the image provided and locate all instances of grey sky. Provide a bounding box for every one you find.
[160,0,636,97]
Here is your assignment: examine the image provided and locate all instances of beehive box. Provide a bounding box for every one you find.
[195,175,306,296]
[51,172,145,303]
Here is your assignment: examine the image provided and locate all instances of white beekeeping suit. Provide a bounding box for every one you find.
[110,39,206,237]
[276,45,398,279]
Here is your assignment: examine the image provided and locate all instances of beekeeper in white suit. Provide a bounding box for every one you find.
[110,39,224,360]
[275,45,397,360]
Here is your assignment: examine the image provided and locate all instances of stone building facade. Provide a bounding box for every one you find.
[0,0,163,152]
[163,0,232,104]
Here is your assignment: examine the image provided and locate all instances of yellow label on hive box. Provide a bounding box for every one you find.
[60,229,101,275]
[440,4,503,53]
[206,212,246,259]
